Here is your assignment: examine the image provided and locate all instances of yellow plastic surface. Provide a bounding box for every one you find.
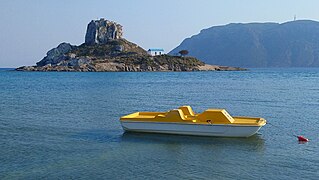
[120,106,266,126]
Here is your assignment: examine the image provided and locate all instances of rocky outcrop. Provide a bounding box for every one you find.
[85,18,123,45]
[36,42,75,66]
[197,64,246,71]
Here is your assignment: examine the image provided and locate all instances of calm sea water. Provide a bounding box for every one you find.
[0,68,318,179]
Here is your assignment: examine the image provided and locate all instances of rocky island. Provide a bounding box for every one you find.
[17,18,245,72]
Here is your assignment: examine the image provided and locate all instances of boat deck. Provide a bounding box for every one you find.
[121,106,266,126]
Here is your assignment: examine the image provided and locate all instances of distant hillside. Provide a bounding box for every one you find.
[170,20,319,67]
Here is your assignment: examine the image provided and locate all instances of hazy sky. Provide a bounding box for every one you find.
[1,0,319,67]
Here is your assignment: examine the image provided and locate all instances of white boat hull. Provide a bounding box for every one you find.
[120,121,263,137]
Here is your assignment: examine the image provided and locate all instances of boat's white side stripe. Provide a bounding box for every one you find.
[124,129,226,135]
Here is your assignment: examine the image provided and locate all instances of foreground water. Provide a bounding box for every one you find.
[0,68,318,179]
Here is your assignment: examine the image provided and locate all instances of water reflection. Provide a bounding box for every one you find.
[120,131,265,152]
[71,129,123,143]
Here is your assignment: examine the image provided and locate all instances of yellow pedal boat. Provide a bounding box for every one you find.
[120,106,266,137]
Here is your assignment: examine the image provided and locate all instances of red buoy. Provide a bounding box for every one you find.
[297,136,309,142]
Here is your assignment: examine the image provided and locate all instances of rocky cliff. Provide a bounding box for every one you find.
[17,18,245,72]
[36,43,75,67]
[85,18,123,45]
[170,20,319,67]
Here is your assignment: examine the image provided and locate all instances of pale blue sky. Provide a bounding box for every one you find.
[1,0,319,67]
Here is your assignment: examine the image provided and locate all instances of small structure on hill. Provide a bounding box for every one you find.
[148,48,164,56]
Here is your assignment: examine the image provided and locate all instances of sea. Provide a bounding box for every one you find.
[0,68,318,179]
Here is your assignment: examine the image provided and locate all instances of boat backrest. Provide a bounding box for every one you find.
[178,106,195,116]
[197,109,234,124]
[165,109,188,121]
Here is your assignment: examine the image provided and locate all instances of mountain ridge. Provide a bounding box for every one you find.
[170,20,319,67]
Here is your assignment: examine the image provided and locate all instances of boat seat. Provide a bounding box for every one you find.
[178,106,195,117]
[197,109,234,124]
[164,109,196,122]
